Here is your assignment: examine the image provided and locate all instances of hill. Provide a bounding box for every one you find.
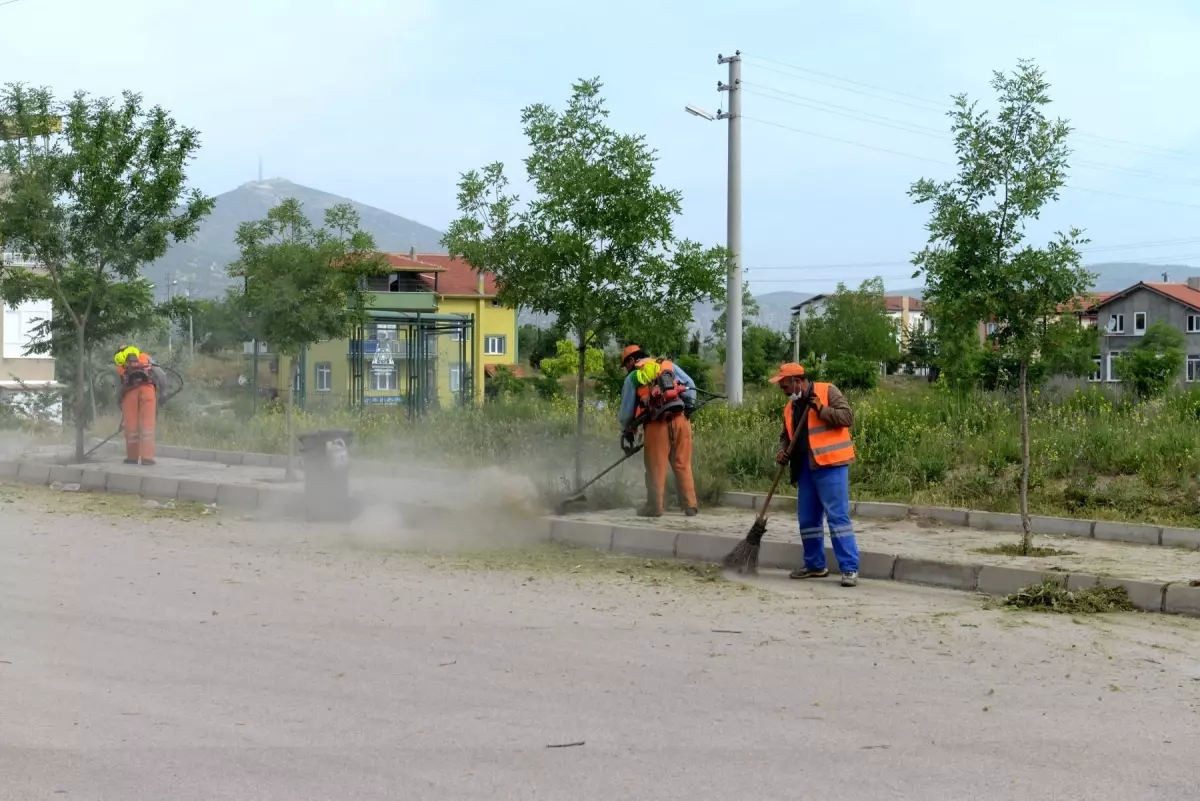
[145,179,445,297]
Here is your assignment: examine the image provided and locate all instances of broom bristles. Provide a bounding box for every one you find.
[722,518,767,575]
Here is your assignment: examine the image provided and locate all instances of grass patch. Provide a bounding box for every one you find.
[0,483,212,522]
[995,578,1136,614]
[973,543,1075,558]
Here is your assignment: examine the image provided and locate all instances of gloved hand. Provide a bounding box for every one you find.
[775,448,790,466]
[621,429,637,455]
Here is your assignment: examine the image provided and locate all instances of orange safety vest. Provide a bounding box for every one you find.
[634,357,686,422]
[783,382,855,467]
[117,352,153,384]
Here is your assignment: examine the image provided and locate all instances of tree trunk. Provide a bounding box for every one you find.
[1018,358,1032,555]
[285,357,297,481]
[87,349,98,426]
[573,330,587,489]
[74,326,87,461]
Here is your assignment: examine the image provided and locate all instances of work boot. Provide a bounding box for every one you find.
[840,572,859,587]
[636,507,662,518]
[789,567,829,580]
[141,459,157,467]
[684,507,699,517]
[123,459,137,465]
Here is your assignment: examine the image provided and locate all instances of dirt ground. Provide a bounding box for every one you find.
[3,486,1200,800]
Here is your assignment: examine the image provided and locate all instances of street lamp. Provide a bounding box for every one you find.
[685,50,743,405]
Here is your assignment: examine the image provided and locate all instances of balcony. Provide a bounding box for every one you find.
[368,291,437,312]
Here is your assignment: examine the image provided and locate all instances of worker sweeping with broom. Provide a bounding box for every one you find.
[114,345,163,466]
[618,345,699,518]
[770,362,860,586]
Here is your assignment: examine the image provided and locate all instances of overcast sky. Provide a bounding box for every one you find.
[3,0,1199,294]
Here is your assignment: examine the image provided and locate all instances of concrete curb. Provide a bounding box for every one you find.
[545,516,1190,619]
[86,440,1200,553]
[0,457,302,514]
[720,490,1187,550]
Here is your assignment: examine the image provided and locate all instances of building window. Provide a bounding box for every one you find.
[315,362,332,392]
[1134,312,1146,335]
[449,362,464,393]
[1089,357,1102,382]
[2,299,51,359]
[1106,314,1124,334]
[491,298,502,308]
[484,335,506,355]
[1107,351,1122,382]
[1188,356,1200,383]
[370,366,397,391]
[450,326,464,342]
[1189,315,1200,333]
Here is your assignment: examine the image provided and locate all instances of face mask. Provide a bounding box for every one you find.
[788,392,803,402]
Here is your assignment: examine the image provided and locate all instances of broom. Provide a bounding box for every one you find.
[722,406,807,575]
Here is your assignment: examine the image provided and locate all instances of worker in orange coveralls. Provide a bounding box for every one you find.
[114,346,161,466]
[618,344,699,518]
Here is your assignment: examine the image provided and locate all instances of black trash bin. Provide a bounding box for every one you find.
[298,429,354,521]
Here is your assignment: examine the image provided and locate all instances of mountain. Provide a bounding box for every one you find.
[145,178,445,298]
[886,261,1200,300]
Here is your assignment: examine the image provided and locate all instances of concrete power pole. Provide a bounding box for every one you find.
[718,51,743,405]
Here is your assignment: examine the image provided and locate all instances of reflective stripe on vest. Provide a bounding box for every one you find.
[783,382,855,466]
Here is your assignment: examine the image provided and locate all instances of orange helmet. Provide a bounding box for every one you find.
[621,344,645,362]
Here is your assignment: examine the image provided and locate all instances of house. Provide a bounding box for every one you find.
[257,251,517,411]
[0,249,61,422]
[790,294,926,360]
[1090,279,1200,385]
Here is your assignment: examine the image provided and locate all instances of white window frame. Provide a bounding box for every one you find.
[370,365,397,391]
[449,362,464,393]
[315,362,332,392]
[1089,357,1102,383]
[1133,311,1147,335]
[2,299,52,359]
[1106,314,1124,334]
[1189,315,1200,333]
[1107,351,1122,383]
[450,326,464,342]
[484,335,506,356]
[1188,355,1200,383]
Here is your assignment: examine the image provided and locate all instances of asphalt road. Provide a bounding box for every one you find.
[3,502,1200,800]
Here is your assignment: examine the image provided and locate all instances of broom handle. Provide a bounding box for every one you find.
[756,401,809,524]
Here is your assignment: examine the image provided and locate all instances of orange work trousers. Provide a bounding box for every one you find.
[121,383,157,463]
[642,413,698,514]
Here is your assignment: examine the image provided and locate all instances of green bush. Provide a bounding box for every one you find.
[823,355,879,391]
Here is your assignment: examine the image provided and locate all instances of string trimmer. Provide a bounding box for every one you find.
[83,364,185,459]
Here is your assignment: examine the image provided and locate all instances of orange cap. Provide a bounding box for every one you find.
[621,344,644,361]
[767,362,806,384]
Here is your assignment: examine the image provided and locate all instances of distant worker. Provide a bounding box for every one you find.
[768,362,860,587]
[618,345,699,518]
[114,346,162,466]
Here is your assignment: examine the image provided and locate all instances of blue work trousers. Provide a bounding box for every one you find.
[796,461,859,573]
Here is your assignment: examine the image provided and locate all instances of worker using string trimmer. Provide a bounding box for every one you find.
[114,345,164,466]
[769,362,860,587]
[618,344,699,518]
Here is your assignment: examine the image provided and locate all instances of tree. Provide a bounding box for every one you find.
[711,281,760,340]
[742,324,791,385]
[796,278,900,369]
[229,199,384,479]
[1122,320,1184,399]
[909,61,1094,555]
[0,84,213,459]
[442,79,727,486]
[539,334,604,380]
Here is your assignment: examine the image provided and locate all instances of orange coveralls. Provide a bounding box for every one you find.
[118,354,158,464]
[627,358,698,516]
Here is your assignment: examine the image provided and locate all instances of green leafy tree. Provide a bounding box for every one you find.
[742,324,791,385]
[909,60,1094,554]
[797,278,899,368]
[228,199,384,478]
[539,335,604,380]
[711,281,760,340]
[620,311,690,358]
[0,84,213,459]
[442,79,727,486]
[1040,314,1099,380]
[1122,320,1185,399]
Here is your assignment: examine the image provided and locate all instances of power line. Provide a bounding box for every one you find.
[743,53,1200,162]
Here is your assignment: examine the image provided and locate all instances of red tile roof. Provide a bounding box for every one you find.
[883,295,924,313]
[414,253,500,297]
[1056,292,1114,314]
[1094,282,1200,311]
[380,252,446,271]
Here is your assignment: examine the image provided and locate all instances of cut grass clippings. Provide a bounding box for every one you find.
[995,578,1136,614]
[973,543,1076,558]
[0,482,212,522]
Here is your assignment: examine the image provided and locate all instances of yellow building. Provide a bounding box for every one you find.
[262,252,517,413]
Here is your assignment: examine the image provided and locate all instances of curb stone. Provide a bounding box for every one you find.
[542,516,1200,620]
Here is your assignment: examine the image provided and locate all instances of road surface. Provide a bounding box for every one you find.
[3,492,1199,800]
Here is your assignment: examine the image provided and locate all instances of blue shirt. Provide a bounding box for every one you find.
[618,362,697,428]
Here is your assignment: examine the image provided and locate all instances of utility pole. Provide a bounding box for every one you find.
[717,51,743,404]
